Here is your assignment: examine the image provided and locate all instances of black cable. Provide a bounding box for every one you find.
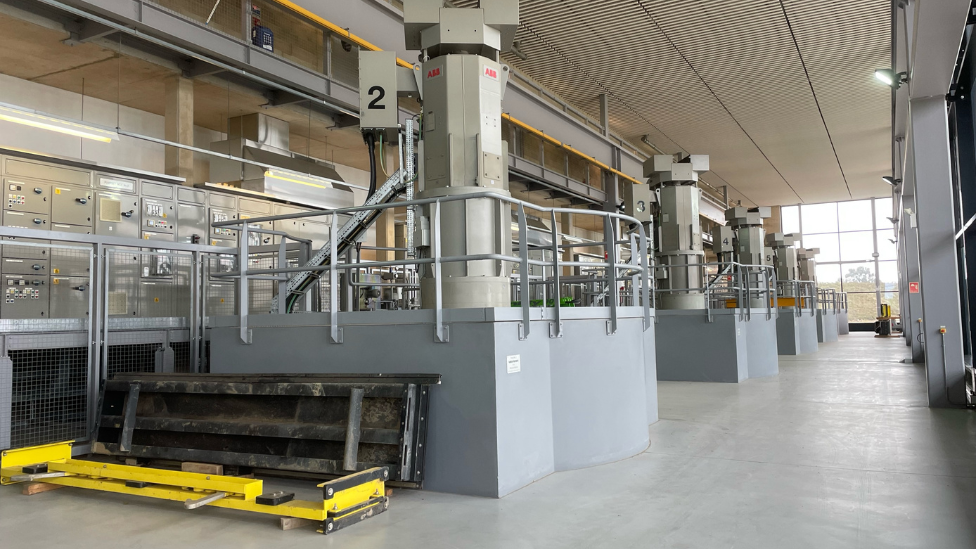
[363,131,377,199]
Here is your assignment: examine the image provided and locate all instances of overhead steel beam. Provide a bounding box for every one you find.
[63,18,115,44]
[182,59,224,79]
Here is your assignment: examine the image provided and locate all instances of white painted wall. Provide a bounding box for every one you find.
[0,73,223,182]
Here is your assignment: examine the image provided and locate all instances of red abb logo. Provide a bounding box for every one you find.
[427,67,441,79]
[484,67,498,79]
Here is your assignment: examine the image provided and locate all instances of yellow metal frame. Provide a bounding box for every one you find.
[1,442,388,529]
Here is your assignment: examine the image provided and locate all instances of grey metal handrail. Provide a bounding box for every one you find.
[217,190,652,344]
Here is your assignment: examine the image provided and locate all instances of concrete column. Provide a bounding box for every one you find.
[911,96,966,406]
[165,76,194,183]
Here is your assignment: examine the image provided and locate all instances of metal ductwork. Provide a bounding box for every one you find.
[209,113,354,210]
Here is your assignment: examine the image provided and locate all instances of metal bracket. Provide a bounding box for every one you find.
[243,329,252,345]
[518,322,527,341]
[606,320,616,336]
[331,326,344,344]
[434,325,449,343]
[549,322,563,339]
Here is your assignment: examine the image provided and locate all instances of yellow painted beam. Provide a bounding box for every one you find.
[1,443,389,527]
[48,460,264,500]
[2,472,330,521]
[272,0,414,68]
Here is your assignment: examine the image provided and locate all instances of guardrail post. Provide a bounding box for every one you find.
[276,237,288,315]
[604,215,618,335]
[88,243,100,436]
[517,204,530,340]
[329,214,342,343]
[638,224,650,330]
[239,223,251,344]
[629,232,639,307]
[433,201,448,343]
[190,250,201,371]
[549,210,562,338]
[101,247,110,382]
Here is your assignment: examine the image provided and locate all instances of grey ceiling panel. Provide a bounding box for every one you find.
[452,0,891,206]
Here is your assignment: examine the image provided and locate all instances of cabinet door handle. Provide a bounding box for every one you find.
[33,218,43,225]
[122,210,134,218]
[76,197,88,204]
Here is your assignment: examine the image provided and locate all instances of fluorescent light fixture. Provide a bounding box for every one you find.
[0,104,118,143]
[881,176,901,186]
[875,69,908,90]
[264,170,337,190]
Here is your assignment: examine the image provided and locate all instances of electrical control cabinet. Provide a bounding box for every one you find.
[2,273,49,319]
[239,198,273,247]
[208,193,238,247]
[177,188,208,245]
[299,219,331,250]
[51,185,93,228]
[4,178,51,215]
[95,191,139,239]
[50,276,90,318]
[0,155,338,322]
[95,174,139,239]
[711,225,734,254]
[3,157,90,187]
[141,181,176,238]
[623,182,653,224]
[272,203,309,244]
[2,210,50,260]
[142,197,176,236]
[206,281,236,317]
[1,257,48,275]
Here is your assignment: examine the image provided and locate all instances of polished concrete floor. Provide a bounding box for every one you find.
[3,333,976,548]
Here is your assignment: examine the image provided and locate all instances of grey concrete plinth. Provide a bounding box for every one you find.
[776,309,819,355]
[549,312,653,471]
[209,307,655,497]
[817,310,839,343]
[745,311,780,378]
[838,310,850,335]
[656,309,778,383]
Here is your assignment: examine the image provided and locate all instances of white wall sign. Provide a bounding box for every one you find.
[506,354,521,374]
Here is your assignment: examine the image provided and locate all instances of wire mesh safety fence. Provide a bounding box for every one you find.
[2,241,94,450]
[103,248,196,379]
[0,232,242,451]
[106,340,158,377]
[8,344,89,449]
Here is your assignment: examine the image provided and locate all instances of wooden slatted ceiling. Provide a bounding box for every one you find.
[453,0,891,206]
